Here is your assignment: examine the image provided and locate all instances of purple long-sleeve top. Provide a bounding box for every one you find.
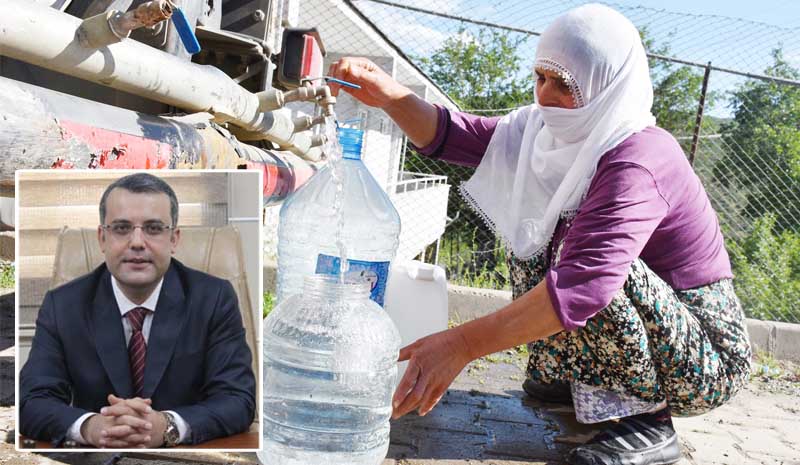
[416,105,733,331]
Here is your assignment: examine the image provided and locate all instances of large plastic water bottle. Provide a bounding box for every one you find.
[275,127,401,306]
[258,275,401,465]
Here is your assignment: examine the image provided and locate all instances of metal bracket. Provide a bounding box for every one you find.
[209,121,249,161]
[45,0,73,11]
[233,58,268,84]
[83,0,135,17]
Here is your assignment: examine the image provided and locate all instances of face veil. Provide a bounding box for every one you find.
[460,3,656,259]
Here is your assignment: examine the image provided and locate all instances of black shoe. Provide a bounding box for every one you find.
[566,408,682,465]
[522,378,573,404]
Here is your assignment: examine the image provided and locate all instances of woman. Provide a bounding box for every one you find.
[328,4,751,465]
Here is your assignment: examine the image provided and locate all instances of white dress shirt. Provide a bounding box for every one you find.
[67,277,191,445]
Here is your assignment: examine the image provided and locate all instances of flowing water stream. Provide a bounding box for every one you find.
[324,114,350,282]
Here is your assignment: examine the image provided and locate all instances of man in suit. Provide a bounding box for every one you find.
[19,173,256,448]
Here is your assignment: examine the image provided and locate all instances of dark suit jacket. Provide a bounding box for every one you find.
[19,259,256,446]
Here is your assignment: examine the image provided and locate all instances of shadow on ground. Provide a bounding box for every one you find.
[388,384,601,464]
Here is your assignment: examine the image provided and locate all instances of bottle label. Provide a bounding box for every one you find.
[315,254,391,307]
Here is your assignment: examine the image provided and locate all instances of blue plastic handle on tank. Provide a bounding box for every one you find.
[170,7,201,55]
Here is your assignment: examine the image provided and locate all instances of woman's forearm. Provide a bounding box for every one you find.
[455,280,564,361]
[391,278,564,418]
[383,91,439,148]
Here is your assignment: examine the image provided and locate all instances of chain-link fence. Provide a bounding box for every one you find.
[302,0,800,323]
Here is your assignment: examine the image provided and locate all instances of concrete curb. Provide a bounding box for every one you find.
[745,318,800,362]
[447,284,512,323]
[446,284,800,362]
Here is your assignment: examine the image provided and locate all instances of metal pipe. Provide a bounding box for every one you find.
[258,84,337,116]
[110,0,174,38]
[689,62,712,165]
[233,111,324,162]
[317,85,337,117]
[293,115,326,133]
[78,0,174,50]
[0,76,314,205]
[310,135,326,147]
[0,0,321,160]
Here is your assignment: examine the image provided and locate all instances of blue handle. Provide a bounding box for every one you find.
[170,7,201,55]
[324,76,362,89]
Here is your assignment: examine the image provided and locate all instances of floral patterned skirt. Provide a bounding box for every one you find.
[508,254,751,422]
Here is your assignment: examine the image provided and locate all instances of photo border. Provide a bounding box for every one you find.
[14,168,264,453]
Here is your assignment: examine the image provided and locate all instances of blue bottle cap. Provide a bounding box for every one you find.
[337,127,363,160]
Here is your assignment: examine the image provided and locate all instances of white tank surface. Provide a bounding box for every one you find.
[384,260,449,380]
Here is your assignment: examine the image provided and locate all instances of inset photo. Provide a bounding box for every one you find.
[15,170,262,451]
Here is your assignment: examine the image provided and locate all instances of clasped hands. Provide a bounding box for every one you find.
[80,394,167,448]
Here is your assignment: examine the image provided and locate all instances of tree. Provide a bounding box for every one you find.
[706,50,800,323]
[642,27,720,145]
[418,29,535,111]
[408,29,535,285]
[727,214,800,323]
[713,49,800,234]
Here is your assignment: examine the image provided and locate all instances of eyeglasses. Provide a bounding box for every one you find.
[101,221,176,238]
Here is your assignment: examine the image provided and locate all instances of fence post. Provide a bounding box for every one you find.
[689,62,713,165]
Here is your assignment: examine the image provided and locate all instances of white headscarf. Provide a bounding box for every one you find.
[460,4,656,259]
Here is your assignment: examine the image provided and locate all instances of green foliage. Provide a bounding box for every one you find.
[263,291,275,319]
[652,66,719,138]
[710,49,800,323]
[436,236,510,289]
[728,214,800,323]
[0,261,13,289]
[751,350,783,379]
[642,27,719,142]
[714,49,800,234]
[418,28,535,110]
[412,29,535,284]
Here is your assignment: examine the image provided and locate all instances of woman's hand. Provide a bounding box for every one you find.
[327,57,412,109]
[391,281,564,420]
[392,327,474,419]
[327,56,438,147]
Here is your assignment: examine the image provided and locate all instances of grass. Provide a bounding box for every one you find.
[263,291,275,319]
[0,261,14,289]
[436,237,511,291]
[751,350,783,379]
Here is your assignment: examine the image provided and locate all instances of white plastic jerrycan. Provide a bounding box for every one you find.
[383,260,449,382]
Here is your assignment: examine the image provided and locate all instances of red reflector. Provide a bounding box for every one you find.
[300,34,324,79]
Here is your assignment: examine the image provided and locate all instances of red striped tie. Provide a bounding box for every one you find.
[126,307,149,398]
